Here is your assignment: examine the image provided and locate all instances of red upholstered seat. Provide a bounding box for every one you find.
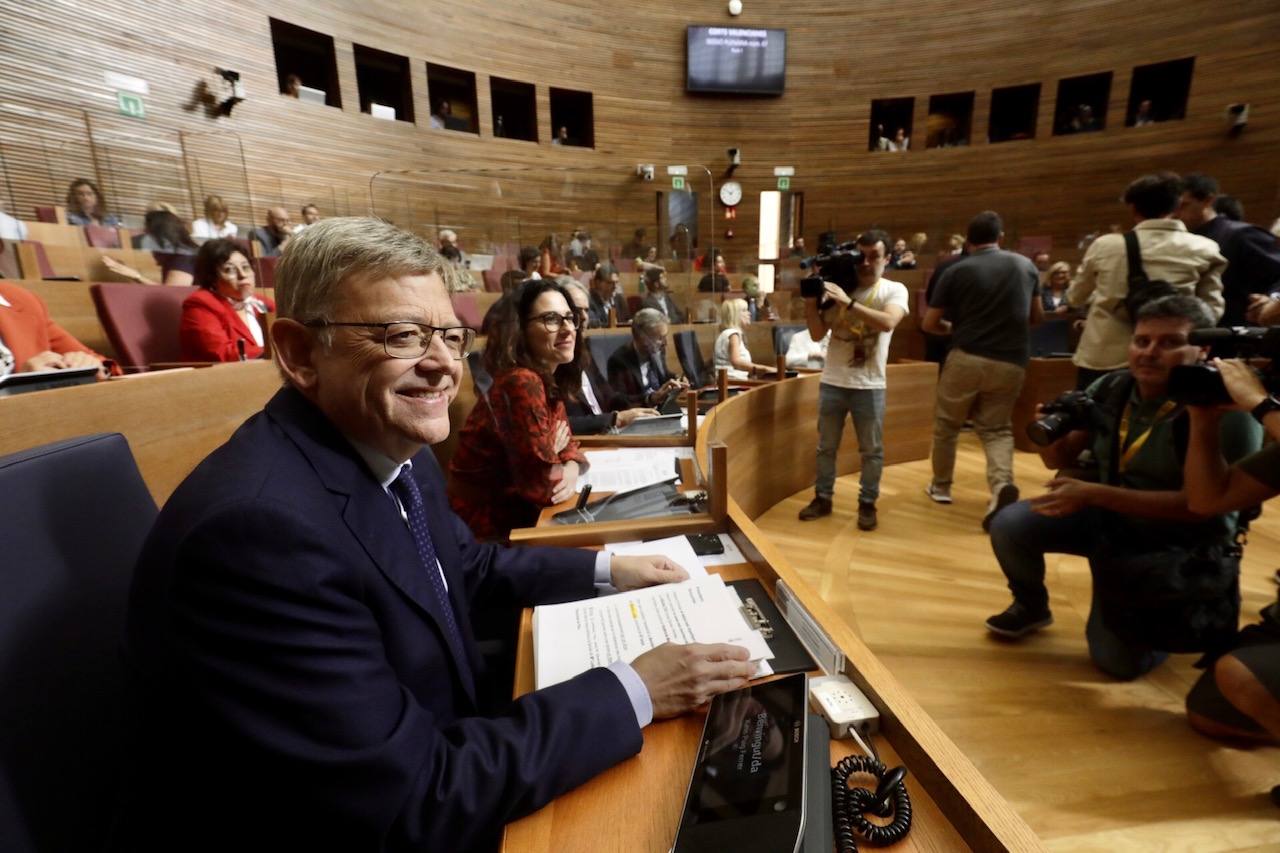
[32,206,60,224]
[451,292,483,329]
[90,282,197,370]
[83,225,121,249]
[625,294,643,315]
[481,269,503,293]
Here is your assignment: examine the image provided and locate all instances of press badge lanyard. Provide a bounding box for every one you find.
[1117,399,1177,472]
[839,279,882,336]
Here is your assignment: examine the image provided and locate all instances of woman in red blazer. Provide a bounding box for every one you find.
[179,239,275,362]
[0,280,109,376]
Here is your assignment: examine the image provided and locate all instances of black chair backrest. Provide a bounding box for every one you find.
[587,332,632,376]
[674,330,709,388]
[773,324,806,358]
[1029,317,1072,357]
[0,434,157,852]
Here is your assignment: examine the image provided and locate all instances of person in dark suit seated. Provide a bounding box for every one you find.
[179,238,276,362]
[115,218,754,853]
[250,206,293,257]
[562,280,657,433]
[586,263,629,327]
[607,307,689,408]
[640,266,686,323]
[0,280,110,378]
[448,278,590,539]
[697,251,730,292]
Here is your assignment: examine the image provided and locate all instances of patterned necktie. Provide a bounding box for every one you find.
[390,468,472,687]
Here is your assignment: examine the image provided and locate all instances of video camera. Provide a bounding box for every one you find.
[799,240,861,307]
[1168,326,1280,406]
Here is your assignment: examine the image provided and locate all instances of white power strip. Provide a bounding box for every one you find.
[809,674,879,739]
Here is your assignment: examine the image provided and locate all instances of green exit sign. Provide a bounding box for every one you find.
[117,91,146,119]
[777,176,791,190]
[671,175,686,191]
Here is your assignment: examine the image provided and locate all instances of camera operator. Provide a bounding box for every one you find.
[1183,358,1280,754]
[796,229,909,531]
[985,294,1262,680]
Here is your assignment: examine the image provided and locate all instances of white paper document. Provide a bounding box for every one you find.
[576,447,693,493]
[533,575,773,689]
[604,535,708,579]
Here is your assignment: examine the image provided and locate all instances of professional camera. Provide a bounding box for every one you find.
[1026,389,1097,446]
[1168,326,1280,406]
[799,240,861,305]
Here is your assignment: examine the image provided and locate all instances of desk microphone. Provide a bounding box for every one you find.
[575,484,592,511]
[236,339,247,362]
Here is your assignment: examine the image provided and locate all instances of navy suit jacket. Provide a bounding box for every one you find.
[607,342,672,408]
[115,386,642,852]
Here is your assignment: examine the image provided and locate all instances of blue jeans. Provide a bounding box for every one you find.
[815,383,884,504]
[989,500,1169,680]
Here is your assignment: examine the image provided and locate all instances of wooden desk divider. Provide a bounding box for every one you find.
[707,441,727,523]
[716,365,728,402]
[775,353,786,379]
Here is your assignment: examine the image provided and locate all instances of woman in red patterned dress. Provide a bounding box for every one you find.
[448,279,589,540]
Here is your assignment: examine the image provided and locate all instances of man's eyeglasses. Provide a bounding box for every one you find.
[529,312,580,332]
[305,321,476,359]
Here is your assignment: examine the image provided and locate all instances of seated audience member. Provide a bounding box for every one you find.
[607,307,688,408]
[622,228,648,260]
[438,228,460,255]
[1042,261,1073,313]
[586,264,628,327]
[785,329,830,368]
[697,251,730,293]
[942,233,964,258]
[65,178,121,227]
[562,280,658,433]
[449,279,589,540]
[741,274,776,321]
[1178,173,1280,327]
[984,295,1261,679]
[191,194,238,240]
[889,239,917,270]
[251,207,293,257]
[179,238,276,362]
[570,232,599,272]
[294,203,321,233]
[138,207,198,255]
[790,236,807,258]
[1132,99,1155,126]
[499,270,529,295]
[1070,172,1225,389]
[1032,250,1052,274]
[886,127,910,152]
[641,266,685,322]
[116,218,749,851]
[714,298,772,380]
[538,233,564,277]
[641,245,660,266]
[99,229,200,289]
[439,242,463,265]
[1213,195,1244,222]
[1181,358,1280,778]
[0,206,28,241]
[518,246,541,278]
[0,280,109,378]
[440,260,479,293]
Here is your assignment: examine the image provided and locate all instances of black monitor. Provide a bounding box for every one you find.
[686,26,786,96]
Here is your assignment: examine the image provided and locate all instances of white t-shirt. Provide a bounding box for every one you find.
[819,277,910,389]
[191,218,238,239]
[713,328,751,380]
[0,211,27,241]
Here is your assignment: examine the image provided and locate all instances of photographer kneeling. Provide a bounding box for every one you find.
[986,294,1261,679]
[1183,358,1280,750]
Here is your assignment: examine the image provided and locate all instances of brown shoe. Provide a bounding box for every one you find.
[799,496,832,521]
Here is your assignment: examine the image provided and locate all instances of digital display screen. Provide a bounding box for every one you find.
[684,675,805,823]
[686,26,786,96]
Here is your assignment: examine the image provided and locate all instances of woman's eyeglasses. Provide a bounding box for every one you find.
[530,312,580,332]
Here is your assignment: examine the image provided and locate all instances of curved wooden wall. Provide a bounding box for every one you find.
[0,0,1276,258]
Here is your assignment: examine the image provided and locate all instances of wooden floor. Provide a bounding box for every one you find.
[756,434,1280,852]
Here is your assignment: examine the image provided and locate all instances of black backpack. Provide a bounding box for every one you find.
[1121,230,1178,321]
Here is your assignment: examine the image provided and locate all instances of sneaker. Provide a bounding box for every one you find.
[924,484,953,504]
[857,502,877,531]
[985,602,1053,638]
[798,496,832,521]
[982,483,1020,532]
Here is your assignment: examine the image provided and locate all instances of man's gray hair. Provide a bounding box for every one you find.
[559,276,589,301]
[275,217,444,326]
[632,307,667,336]
[1135,292,1215,330]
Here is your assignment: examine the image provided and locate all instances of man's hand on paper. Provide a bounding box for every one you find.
[609,555,689,591]
[630,642,755,719]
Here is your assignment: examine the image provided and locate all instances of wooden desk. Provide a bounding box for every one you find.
[504,366,1043,851]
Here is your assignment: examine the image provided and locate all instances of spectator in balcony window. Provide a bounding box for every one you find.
[886,127,910,152]
[251,207,293,257]
[65,178,121,227]
[283,74,302,98]
[180,238,276,362]
[192,194,238,240]
[429,100,450,130]
[551,126,570,146]
[1066,104,1100,133]
[1132,99,1155,127]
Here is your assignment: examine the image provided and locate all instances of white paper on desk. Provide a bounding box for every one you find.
[605,535,708,578]
[533,575,773,689]
[577,447,690,493]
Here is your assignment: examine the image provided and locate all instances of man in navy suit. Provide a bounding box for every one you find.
[114,218,753,852]
[607,308,689,408]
